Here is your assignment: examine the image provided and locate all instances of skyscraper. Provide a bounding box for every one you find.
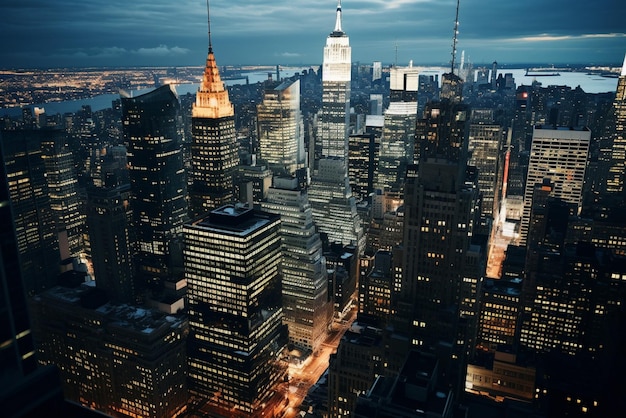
[189,28,238,217]
[308,158,364,249]
[467,119,503,218]
[606,54,626,195]
[185,206,287,417]
[86,185,135,304]
[317,0,351,162]
[0,129,60,295]
[122,85,189,295]
[41,132,86,260]
[375,101,418,192]
[257,79,305,176]
[261,177,332,353]
[519,126,590,245]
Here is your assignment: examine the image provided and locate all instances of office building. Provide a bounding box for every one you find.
[261,177,332,353]
[348,132,376,202]
[0,158,103,418]
[257,79,305,176]
[308,158,364,251]
[189,38,238,216]
[122,85,189,295]
[477,278,522,348]
[185,206,287,417]
[31,284,188,418]
[0,129,60,295]
[414,100,470,164]
[519,126,590,245]
[389,63,419,102]
[86,184,135,304]
[354,351,454,418]
[41,131,86,259]
[375,101,417,192]
[328,323,384,417]
[317,0,351,162]
[467,120,503,218]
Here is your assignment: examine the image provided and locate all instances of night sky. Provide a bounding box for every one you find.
[1,0,624,69]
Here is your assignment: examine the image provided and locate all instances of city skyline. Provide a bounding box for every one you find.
[1,0,624,69]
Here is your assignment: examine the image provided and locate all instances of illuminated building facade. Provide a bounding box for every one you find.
[308,158,364,250]
[477,278,522,348]
[189,41,238,217]
[261,177,332,353]
[122,85,188,294]
[317,0,351,162]
[184,206,287,417]
[519,126,590,245]
[348,132,376,202]
[467,121,503,218]
[375,101,418,192]
[30,285,188,418]
[606,54,626,194]
[257,79,305,176]
[0,129,59,295]
[41,132,86,259]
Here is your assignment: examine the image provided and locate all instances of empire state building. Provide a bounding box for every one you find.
[317,0,351,163]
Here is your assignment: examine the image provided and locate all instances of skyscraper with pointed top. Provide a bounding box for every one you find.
[606,54,626,195]
[317,0,351,163]
[189,5,238,217]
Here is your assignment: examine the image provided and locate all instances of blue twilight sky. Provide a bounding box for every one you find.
[1,0,624,69]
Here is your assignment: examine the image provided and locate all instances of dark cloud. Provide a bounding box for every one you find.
[0,0,624,68]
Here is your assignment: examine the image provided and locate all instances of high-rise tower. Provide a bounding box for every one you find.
[261,177,332,353]
[185,206,287,417]
[122,85,189,295]
[0,129,60,295]
[317,0,351,163]
[519,126,590,245]
[189,8,238,216]
[606,54,626,195]
[257,79,305,176]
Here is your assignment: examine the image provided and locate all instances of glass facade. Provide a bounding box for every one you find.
[0,129,59,295]
[122,84,189,292]
[257,79,305,176]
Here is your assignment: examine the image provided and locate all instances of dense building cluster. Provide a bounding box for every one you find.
[1,1,626,418]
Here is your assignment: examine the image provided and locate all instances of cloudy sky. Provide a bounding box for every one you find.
[1,0,624,69]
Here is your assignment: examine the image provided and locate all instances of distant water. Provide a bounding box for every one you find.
[0,66,618,118]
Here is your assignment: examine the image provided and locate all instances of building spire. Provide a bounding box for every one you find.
[450,0,460,74]
[206,0,213,53]
[334,0,343,33]
[621,52,626,77]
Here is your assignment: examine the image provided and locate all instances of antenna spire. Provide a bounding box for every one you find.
[451,0,460,74]
[334,0,343,33]
[207,0,213,53]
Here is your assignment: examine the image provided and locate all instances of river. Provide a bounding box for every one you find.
[0,66,618,118]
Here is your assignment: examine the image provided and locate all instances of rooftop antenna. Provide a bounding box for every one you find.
[395,41,398,67]
[450,0,460,74]
[206,0,213,53]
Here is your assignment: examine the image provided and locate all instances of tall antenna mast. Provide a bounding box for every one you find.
[451,0,460,74]
[206,0,213,53]
[395,42,398,67]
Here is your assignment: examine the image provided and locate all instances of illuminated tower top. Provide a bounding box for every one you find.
[622,52,626,76]
[192,1,234,119]
[323,1,350,82]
